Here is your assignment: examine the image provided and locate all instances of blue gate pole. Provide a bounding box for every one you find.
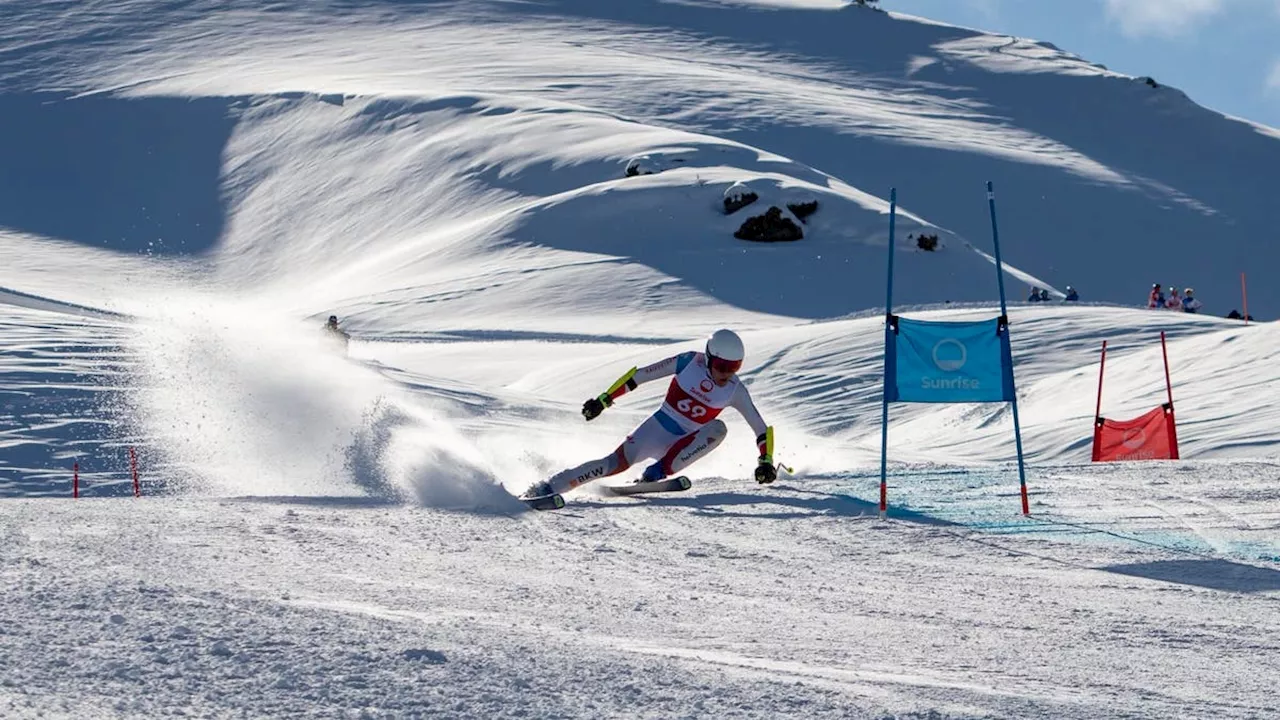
[879,188,897,518]
[986,181,1030,514]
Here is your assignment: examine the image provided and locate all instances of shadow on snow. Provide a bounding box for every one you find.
[1099,558,1280,594]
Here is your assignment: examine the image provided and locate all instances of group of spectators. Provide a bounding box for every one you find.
[1146,283,1202,313]
[1021,282,1261,319]
[1026,285,1079,303]
[1024,282,1208,315]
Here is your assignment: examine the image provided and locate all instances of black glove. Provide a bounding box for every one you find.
[582,395,609,421]
[754,460,777,484]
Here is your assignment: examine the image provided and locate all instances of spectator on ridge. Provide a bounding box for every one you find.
[1064,285,1079,302]
[1038,288,1050,302]
[1181,288,1202,314]
[1165,287,1182,309]
[1027,286,1042,302]
[1148,283,1165,309]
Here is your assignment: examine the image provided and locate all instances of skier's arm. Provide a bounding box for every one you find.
[603,352,691,403]
[582,352,693,420]
[730,385,777,483]
[729,384,768,452]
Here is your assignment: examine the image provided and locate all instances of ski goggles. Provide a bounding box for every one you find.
[708,356,742,374]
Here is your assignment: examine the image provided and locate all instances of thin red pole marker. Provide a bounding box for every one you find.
[1091,340,1108,462]
[73,462,79,499]
[1094,340,1108,421]
[1161,332,1174,407]
[1241,273,1249,326]
[1161,331,1180,460]
[130,447,140,497]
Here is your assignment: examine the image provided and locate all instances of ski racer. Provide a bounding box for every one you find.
[523,329,776,500]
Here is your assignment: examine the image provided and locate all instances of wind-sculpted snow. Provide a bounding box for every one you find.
[2,0,1277,312]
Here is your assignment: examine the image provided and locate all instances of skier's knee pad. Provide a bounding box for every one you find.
[702,419,729,444]
[667,419,728,475]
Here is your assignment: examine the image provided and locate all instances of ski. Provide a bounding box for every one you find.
[607,476,692,496]
[521,493,565,511]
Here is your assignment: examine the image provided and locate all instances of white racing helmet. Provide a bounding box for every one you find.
[705,329,745,373]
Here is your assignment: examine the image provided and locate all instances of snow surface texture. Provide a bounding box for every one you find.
[2,1,1279,718]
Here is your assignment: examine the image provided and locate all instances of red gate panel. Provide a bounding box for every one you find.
[1092,404,1179,462]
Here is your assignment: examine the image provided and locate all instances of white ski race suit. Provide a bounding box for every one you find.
[544,351,770,494]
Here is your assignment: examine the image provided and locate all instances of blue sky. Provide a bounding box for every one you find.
[883,0,1280,129]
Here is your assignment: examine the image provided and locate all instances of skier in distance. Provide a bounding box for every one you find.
[323,314,350,353]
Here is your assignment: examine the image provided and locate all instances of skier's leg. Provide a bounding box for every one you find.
[641,419,728,481]
[541,452,625,495]
[542,414,680,494]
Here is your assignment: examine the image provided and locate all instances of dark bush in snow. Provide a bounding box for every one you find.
[624,154,688,177]
[625,156,656,177]
[787,200,818,223]
[916,233,939,251]
[723,182,759,214]
[735,206,803,242]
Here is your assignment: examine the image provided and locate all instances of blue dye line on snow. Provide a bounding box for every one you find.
[838,469,1280,564]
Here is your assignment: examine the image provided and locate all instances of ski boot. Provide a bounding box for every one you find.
[519,481,564,511]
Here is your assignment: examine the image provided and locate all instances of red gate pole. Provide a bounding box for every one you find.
[130,447,140,497]
[73,462,79,499]
[1241,273,1249,325]
[1094,340,1108,421]
[1091,341,1108,462]
[1161,331,1180,459]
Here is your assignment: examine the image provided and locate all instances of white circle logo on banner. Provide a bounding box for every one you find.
[931,338,968,372]
[1122,427,1147,450]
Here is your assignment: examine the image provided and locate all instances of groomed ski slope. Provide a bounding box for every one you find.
[2,0,1280,718]
[4,298,1280,719]
[3,460,1279,718]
